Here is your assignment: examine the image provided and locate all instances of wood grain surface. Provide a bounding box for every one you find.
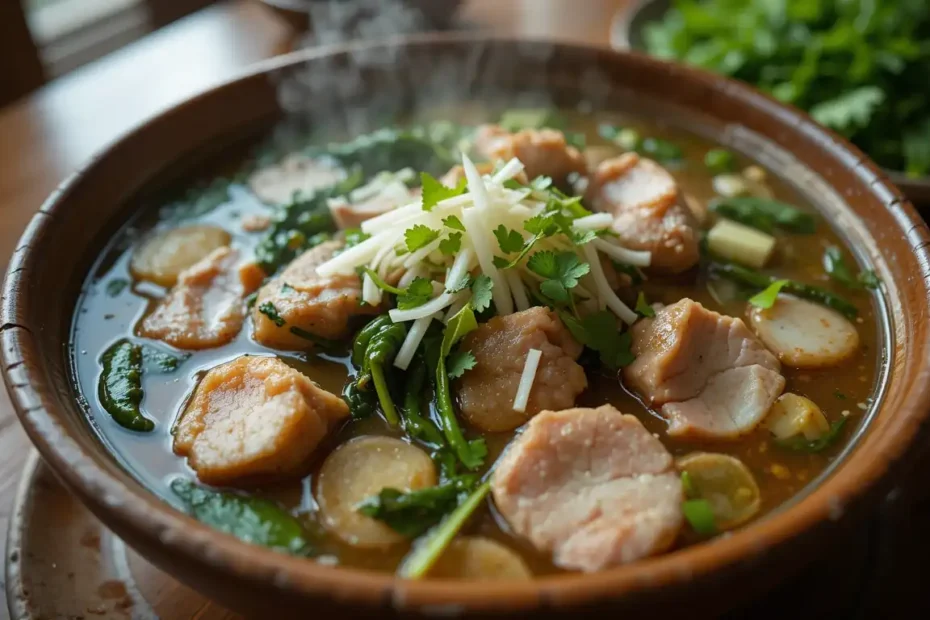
[0,0,629,614]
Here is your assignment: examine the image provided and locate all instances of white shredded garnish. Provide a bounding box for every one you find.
[491,157,525,184]
[461,207,513,315]
[513,349,543,413]
[394,313,441,370]
[572,213,614,231]
[505,270,530,311]
[592,238,652,267]
[398,264,424,289]
[583,243,638,324]
[361,272,382,306]
[462,154,490,211]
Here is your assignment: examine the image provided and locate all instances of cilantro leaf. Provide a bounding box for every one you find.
[494,225,525,254]
[446,350,477,379]
[540,280,569,303]
[439,232,462,256]
[446,273,472,294]
[555,253,590,289]
[420,172,466,212]
[404,225,440,253]
[565,310,636,369]
[397,277,434,310]
[748,279,790,309]
[524,213,558,236]
[442,215,465,231]
[635,292,656,318]
[470,274,493,313]
[526,251,558,278]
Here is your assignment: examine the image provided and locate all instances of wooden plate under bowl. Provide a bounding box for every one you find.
[2,34,930,618]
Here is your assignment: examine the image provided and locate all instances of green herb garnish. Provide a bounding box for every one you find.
[421,172,466,212]
[348,315,407,427]
[470,274,494,313]
[442,215,465,231]
[98,339,154,432]
[635,292,656,318]
[710,197,816,234]
[748,279,790,309]
[438,232,462,256]
[705,148,736,173]
[397,278,434,310]
[682,499,717,536]
[404,225,440,253]
[258,301,286,327]
[823,245,881,290]
[105,279,129,297]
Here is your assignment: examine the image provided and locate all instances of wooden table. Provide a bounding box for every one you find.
[0,0,630,614]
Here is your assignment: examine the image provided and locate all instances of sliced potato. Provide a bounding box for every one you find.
[428,537,532,580]
[677,452,761,530]
[766,393,830,441]
[316,436,436,548]
[130,225,231,287]
[749,294,859,368]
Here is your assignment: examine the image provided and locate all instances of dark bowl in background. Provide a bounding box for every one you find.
[2,34,930,618]
[611,0,930,208]
[259,0,464,33]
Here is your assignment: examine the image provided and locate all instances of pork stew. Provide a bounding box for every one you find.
[71,108,882,579]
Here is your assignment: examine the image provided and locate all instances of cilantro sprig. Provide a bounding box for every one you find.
[420,172,466,212]
[527,251,590,306]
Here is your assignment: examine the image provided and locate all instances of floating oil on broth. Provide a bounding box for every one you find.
[70,106,882,576]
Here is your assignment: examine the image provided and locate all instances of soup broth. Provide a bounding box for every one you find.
[71,106,882,578]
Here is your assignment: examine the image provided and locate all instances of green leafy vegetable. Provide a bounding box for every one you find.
[401,357,445,448]
[141,346,188,374]
[105,279,129,297]
[643,0,930,177]
[527,251,590,305]
[98,339,154,432]
[682,499,717,536]
[255,173,359,274]
[171,478,313,556]
[446,350,477,379]
[561,310,636,370]
[421,172,467,212]
[704,148,736,174]
[405,225,440,253]
[710,197,816,234]
[470,274,493,313]
[823,246,881,290]
[325,126,458,178]
[432,306,486,470]
[258,301,285,327]
[397,277,434,310]
[597,124,682,162]
[748,279,790,309]
[399,481,491,579]
[635,292,656,318]
[442,215,465,231]
[494,225,525,254]
[357,476,476,538]
[343,378,377,419]
[350,315,407,427]
[710,262,858,319]
[775,418,847,453]
[438,232,462,256]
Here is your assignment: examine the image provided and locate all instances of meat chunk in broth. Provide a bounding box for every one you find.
[474,125,586,183]
[624,299,785,440]
[492,405,683,572]
[457,307,587,432]
[252,240,379,350]
[173,355,349,486]
[138,247,260,350]
[586,153,700,273]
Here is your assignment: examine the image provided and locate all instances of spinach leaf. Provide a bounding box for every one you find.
[171,478,314,556]
[98,339,154,432]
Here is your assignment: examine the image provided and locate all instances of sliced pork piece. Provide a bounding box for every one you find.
[248,153,345,205]
[457,307,587,432]
[251,240,378,350]
[138,247,260,350]
[624,299,785,440]
[492,405,683,572]
[474,125,586,184]
[173,355,349,486]
[586,153,700,273]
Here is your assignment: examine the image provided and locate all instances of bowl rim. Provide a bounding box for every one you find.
[3,32,930,612]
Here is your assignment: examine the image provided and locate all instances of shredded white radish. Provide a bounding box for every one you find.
[505,270,529,311]
[389,291,458,323]
[572,213,614,231]
[445,247,473,292]
[512,349,542,413]
[461,207,513,315]
[360,200,422,233]
[394,313,440,370]
[398,264,424,288]
[592,238,652,267]
[362,272,382,306]
[582,243,638,324]
[444,294,471,323]
[491,157,525,183]
[462,154,490,211]
[315,229,390,276]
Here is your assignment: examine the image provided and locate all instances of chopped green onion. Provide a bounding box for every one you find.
[682,499,717,536]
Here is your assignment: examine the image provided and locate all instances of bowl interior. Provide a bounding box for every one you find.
[3,36,930,614]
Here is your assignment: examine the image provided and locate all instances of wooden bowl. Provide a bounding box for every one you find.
[3,35,930,618]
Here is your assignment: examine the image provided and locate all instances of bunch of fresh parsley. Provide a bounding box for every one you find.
[644,0,930,177]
